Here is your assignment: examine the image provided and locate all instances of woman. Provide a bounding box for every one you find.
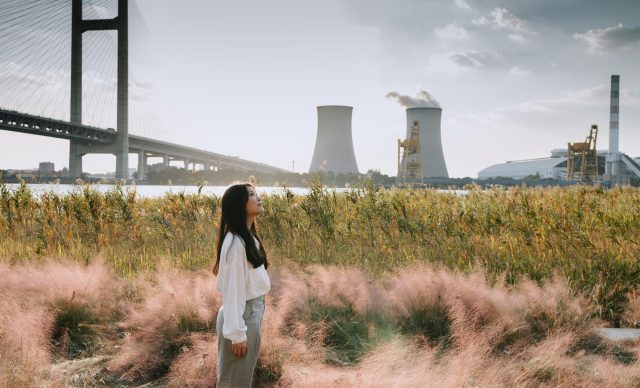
[213,183,271,387]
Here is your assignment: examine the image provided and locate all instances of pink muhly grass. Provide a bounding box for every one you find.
[0,259,117,303]
[0,302,53,387]
[271,265,615,387]
[106,266,219,383]
[0,259,121,385]
[1,259,638,387]
[263,267,313,342]
[166,333,217,387]
[623,289,640,328]
[303,265,372,314]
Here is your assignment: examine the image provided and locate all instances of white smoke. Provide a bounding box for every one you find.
[386,90,442,108]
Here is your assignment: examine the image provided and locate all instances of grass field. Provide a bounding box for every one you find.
[1,181,640,386]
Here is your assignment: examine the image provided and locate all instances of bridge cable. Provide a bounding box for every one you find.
[0,0,61,35]
[0,3,72,110]
[0,0,46,21]
[85,30,116,128]
[12,6,72,117]
[0,3,71,106]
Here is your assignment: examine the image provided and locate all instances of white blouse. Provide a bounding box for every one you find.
[216,232,271,344]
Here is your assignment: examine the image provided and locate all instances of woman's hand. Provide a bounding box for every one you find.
[232,340,248,357]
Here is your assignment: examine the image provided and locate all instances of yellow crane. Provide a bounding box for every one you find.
[567,124,598,183]
[397,120,425,187]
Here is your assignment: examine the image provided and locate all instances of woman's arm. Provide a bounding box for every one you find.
[221,238,248,345]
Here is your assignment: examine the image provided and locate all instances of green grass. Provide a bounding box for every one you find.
[281,294,395,367]
[397,300,452,348]
[1,180,640,324]
[51,300,101,359]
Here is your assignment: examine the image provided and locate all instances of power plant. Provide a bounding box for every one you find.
[305,77,635,186]
[603,75,640,186]
[605,75,622,183]
[479,75,640,186]
[397,107,449,181]
[309,105,359,174]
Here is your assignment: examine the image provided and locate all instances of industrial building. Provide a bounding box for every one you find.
[477,149,617,180]
[478,149,639,181]
[478,151,567,180]
[478,75,640,185]
[38,162,55,174]
[309,105,360,174]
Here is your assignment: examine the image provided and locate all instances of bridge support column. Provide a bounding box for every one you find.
[115,151,129,181]
[70,0,129,180]
[137,151,147,181]
[69,141,84,178]
[115,0,129,180]
[204,162,211,171]
[163,155,170,167]
[184,159,190,170]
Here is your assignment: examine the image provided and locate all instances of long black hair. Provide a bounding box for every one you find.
[212,183,268,275]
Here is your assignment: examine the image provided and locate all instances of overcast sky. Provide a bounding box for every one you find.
[1,0,639,178]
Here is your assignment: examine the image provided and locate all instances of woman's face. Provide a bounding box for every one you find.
[245,185,264,217]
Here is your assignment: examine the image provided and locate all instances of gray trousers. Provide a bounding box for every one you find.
[216,295,265,388]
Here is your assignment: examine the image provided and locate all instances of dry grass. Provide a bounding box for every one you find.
[1,260,639,386]
[1,182,640,324]
[107,266,219,382]
[1,181,640,385]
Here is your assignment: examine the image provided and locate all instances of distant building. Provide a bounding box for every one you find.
[478,156,567,180]
[478,149,621,180]
[38,162,55,174]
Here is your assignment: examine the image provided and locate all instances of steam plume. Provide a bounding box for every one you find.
[386,90,442,108]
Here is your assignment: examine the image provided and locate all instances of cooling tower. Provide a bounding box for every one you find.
[406,107,449,178]
[309,105,359,174]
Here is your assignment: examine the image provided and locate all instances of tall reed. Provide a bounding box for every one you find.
[1,180,639,323]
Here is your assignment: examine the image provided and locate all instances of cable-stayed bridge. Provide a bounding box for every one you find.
[0,0,288,179]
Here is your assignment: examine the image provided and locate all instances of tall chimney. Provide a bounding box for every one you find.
[406,107,449,178]
[609,75,620,154]
[309,105,359,174]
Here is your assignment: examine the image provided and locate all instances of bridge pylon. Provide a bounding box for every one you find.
[70,0,129,180]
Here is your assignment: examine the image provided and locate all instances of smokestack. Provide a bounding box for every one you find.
[406,107,449,178]
[609,75,620,154]
[309,105,359,174]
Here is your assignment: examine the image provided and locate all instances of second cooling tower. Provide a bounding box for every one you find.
[309,105,359,174]
[406,107,449,178]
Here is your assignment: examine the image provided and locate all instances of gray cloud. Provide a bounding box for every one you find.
[447,85,609,128]
[448,50,501,68]
[342,1,551,75]
[509,66,531,76]
[472,7,531,33]
[434,23,470,39]
[454,0,471,10]
[386,90,441,108]
[574,23,640,53]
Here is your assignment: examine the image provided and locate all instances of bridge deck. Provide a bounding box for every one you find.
[0,109,116,144]
[0,108,289,175]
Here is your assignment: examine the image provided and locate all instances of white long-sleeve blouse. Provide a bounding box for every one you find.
[216,232,271,344]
